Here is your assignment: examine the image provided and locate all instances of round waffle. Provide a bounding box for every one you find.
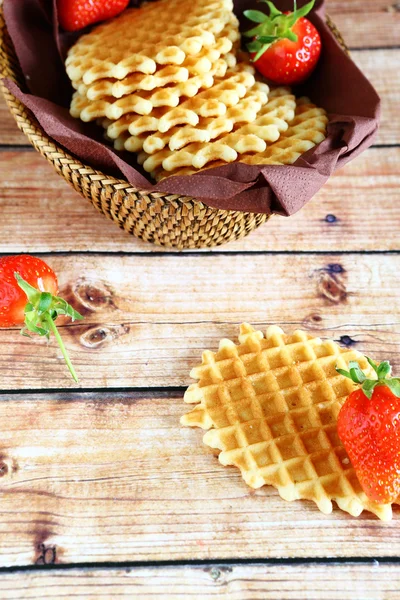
[239,97,329,166]
[99,64,261,147]
[181,324,396,521]
[65,0,237,85]
[70,41,239,122]
[153,92,326,179]
[150,86,296,178]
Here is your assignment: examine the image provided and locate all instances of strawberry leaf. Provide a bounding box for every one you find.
[14,274,41,304]
[262,0,282,18]
[377,361,391,379]
[243,24,266,38]
[285,0,315,28]
[243,9,268,23]
[256,35,280,44]
[336,368,351,379]
[38,292,53,314]
[247,39,263,52]
[361,379,377,400]
[366,356,379,374]
[386,378,400,398]
[285,30,298,42]
[349,361,366,383]
[253,44,271,61]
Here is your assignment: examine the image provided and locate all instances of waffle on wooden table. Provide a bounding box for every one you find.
[0,0,399,597]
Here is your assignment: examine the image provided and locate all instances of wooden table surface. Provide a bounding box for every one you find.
[0,1,399,597]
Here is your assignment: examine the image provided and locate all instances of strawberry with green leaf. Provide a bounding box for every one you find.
[336,358,400,504]
[0,255,83,382]
[244,0,321,85]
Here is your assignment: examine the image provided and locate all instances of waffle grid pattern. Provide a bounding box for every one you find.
[66,0,237,85]
[182,324,395,520]
[153,92,323,180]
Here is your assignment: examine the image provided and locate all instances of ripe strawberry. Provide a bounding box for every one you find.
[336,358,400,504]
[244,0,321,85]
[0,255,83,382]
[57,0,130,32]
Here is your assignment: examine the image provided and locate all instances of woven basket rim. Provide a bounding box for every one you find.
[0,9,349,209]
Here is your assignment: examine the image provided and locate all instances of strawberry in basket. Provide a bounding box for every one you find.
[58,0,130,32]
[244,0,321,85]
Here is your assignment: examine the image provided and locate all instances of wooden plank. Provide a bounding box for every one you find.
[0,392,399,568]
[353,50,400,146]
[328,0,400,49]
[0,254,398,389]
[328,0,397,12]
[0,101,28,146]
[2,563,400,599]
[0,146,399,253]
[332,14,399,50]
[1,49,398,148]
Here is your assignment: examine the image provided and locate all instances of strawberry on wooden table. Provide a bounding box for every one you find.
[336,359,400,505]
[0,255,83,382]
[57,0,130,32]
[244,0,321,85]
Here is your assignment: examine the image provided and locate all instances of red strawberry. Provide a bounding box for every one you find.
[0,255,83,381]
[57,0,130,32]
[244,0,321,85]
[336,358,400,504]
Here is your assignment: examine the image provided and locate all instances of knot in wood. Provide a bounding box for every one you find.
[72,279,116,312]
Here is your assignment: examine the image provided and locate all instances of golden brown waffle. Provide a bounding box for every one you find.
[141,84,269,154]
[101,64,259,142]
[69,40,239,122]
[110,77,269,155]
[71,34,235,104]
[239,97,328,166]
[150,86,295,177]
[66,0,237,85]
[71,18,239,101]
[75,55,231,102]
[153,91,325,180]
[72,66,190,100]
[90,57,230,136]
[181,324,395,520]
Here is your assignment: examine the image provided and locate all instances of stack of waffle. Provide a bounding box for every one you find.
[66,0,328,181]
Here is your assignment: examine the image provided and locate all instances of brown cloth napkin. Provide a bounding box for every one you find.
[2,0,380,215]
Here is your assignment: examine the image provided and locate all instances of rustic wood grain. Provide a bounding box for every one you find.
[0,147,399,253]
[0,393,399,568]
[0,110,28,146]
[328,0,400,48]
[0,254,398,389]
[2,563,400,599]
[0,0,398,579]
[1,49,398,147]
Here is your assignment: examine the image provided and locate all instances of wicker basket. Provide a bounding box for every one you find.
[0,10,348,249]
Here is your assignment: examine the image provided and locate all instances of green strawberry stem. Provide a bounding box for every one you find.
[44,313,79,383]
[244,0,315,61]
[336,358,400,400]
[15,273,83,383]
